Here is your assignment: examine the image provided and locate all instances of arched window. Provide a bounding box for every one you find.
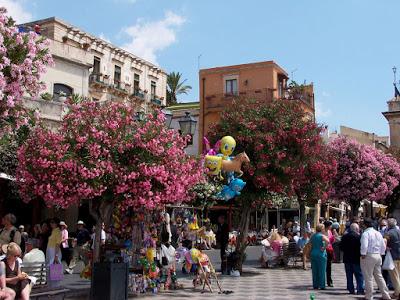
[53,83,73,100]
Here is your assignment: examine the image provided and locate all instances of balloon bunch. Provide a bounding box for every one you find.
[138,256,160,279]
[204,136,249,201]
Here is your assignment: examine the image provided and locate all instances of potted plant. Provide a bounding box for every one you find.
[40,92,53,101]
[58,91,67,102]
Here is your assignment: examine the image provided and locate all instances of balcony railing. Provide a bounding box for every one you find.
[204,89,274,110]
[283,86,314,109]
[151,96,162,106]
[132,90,145,100]
[89,73,107,85]
[204,87,314,110]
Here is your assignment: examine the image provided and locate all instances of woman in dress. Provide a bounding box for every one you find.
[310,224,329,290]
[3,243,30,300]
[46,218,62,265]
[324,220,335,287]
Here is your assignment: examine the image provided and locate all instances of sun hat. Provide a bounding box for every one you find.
[77,220,85,225]
[60,221,67,227]
[18,225,24,229]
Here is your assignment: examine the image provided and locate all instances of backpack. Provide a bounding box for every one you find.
[8,229,25,254]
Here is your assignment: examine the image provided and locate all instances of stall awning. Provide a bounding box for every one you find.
[362,199,387,209]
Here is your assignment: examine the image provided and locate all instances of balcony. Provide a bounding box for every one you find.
[89,73,108,88]
[204,88,274,111]
[283,84,314,109]
[150,95,162,106]
[130,89,145,101]
[203,86,314,112]
[111,80,129,96]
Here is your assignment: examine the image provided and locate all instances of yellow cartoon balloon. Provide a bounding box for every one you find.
[205,155,222,176]
[220,136,236,159]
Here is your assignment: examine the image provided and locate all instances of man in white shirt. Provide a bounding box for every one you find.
[360,218,392,300]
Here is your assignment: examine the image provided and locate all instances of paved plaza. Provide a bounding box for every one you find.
[64,246,390,299]
[137,264,368,300]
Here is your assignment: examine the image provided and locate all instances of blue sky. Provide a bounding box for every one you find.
[3,0,399,136]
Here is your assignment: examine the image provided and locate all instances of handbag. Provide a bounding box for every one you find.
[49,258,64,281]
[382,251,395,271]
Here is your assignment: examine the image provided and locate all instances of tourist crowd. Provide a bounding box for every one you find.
[0,213,106,300]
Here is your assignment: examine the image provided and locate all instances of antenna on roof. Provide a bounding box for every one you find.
[290,68,298,82]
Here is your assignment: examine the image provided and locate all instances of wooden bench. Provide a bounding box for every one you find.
[21,263,70,300]
[270,242,301,268]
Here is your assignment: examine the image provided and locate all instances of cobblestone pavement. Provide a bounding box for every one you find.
[137,263,386,300]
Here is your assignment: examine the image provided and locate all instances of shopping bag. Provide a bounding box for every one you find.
[49,262,64,281]
[382,251,395,271]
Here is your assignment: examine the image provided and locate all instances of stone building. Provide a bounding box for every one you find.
[339,125,389,150]
[383,93,400,148]
[20,17,167,129]
[198,60,315,153]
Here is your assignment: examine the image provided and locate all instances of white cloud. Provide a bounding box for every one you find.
[99,33,111,43]
[121,11,186,64]
[315,101,332,119]
[0,0,32,23]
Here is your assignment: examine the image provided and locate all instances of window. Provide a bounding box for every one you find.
[53,83,73,98]
[151,81,156,98]
[114,65,121,86]
[134,74,140,93]
[93,56,101,74]
[225,79,238,95]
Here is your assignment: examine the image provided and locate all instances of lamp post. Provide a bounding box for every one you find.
[178,111,197,136]
[161,108,173,128]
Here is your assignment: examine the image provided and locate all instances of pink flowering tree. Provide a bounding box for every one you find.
[17,102,205,261]
[0,8,53,134]
[0,7,52,180]
[329,136,400,216]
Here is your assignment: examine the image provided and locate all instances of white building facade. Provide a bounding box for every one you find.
[20,17,167,128]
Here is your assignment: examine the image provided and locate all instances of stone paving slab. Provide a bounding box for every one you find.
[63,246,392,299]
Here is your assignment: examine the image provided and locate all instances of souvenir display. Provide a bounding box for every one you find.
[203,135,249,202]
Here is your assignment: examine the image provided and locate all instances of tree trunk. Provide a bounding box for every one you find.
[350,200,360,218]
[131,222,142,268]
[89,199,115,263]
[298,198,306,235]
[235,204,252,274]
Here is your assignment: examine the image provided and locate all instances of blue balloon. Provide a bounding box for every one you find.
[216,178,246,201]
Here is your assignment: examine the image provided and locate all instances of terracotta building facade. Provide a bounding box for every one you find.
[199,61,315,152]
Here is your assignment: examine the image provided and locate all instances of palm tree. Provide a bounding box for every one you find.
[167,72,192,106]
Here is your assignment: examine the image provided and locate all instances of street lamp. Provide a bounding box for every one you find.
[178,112,197,136]
[161,108,173,128]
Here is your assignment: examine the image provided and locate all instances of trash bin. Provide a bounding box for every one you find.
[90,262,128,300]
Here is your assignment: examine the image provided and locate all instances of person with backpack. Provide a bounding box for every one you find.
[0,214,22,253]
